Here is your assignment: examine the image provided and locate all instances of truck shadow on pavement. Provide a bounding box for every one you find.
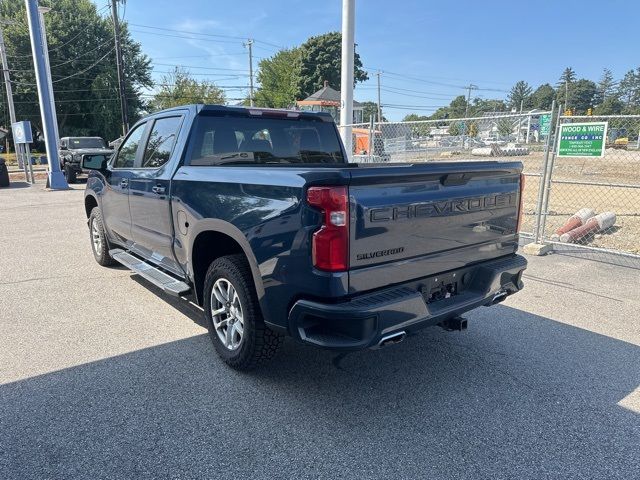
[1,304,638,479]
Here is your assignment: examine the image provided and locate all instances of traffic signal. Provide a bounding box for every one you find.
[564,109,573,116]
[587,108,593,116]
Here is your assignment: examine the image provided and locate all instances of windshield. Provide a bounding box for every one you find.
[186,114,345,166]
[68,137,106,149]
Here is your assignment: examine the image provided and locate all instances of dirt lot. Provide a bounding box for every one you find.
[518,150,640,255]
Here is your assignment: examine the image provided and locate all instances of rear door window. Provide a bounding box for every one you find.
[140,116,183,169]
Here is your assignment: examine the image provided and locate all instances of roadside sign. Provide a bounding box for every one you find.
[557,122,608,157]
[539,114,551,136]
[12,121,33,144]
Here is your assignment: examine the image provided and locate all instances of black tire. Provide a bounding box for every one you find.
[89,207,115,266]
[65,164,77,184]
[203,254,283,370]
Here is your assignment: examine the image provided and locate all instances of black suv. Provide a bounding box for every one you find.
[59,137,112,183]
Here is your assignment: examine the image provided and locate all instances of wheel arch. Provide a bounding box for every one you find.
[84,194,99,218]
[188,221,268,322]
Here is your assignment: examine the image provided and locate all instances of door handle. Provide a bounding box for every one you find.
[120,178,129,188]
[151,185,166,195]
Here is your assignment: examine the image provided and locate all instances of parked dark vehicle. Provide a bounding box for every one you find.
[59,136,112,183]
[83,104,527,370]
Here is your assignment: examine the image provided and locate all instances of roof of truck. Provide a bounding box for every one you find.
[149,104,334,121]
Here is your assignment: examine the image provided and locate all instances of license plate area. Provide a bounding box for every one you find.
[421,270,466,304]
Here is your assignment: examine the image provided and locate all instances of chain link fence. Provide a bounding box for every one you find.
[538,115,640,265]
[341,111,640,266]
[342,111,552,237]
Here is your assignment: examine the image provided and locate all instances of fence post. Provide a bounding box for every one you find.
[534,101,556,243]
[368,115,374,163]
[538,102,563,242]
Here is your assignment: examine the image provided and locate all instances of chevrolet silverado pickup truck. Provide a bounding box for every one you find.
[82,104,527,370]
[59,136,112,183]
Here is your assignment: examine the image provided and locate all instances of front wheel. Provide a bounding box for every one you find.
[88,207,115,266]
[203,254,283,370]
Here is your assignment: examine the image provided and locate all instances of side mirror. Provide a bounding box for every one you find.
[82,154,109,171]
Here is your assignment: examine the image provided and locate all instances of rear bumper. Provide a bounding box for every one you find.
[288,254,527,350]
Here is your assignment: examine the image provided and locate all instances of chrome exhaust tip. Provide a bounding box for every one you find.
[492,290,509,304]
[376,331,407,348]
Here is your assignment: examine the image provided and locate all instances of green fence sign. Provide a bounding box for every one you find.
[539,114,551,136]
[558,122,608,157]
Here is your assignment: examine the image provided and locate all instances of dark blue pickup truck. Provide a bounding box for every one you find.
[83,104,526,370]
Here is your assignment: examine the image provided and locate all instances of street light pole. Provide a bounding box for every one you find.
[38,6,59,152]
[339,0,355,159]
[24,0,67,189]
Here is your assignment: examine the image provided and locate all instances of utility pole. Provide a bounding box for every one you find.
[339,0,355,158]
[464,83,477,118]
[376,70,382,124]
[24,0,67,189]
[0,21,31,183]
[110,0,129,136]
[244,39,254,106]
[462,83,477,149]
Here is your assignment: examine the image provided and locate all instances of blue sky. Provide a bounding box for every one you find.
[106,0,638,120]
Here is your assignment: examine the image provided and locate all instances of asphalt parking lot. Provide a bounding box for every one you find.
[1,182,639,479]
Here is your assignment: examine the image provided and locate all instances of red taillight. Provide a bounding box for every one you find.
[516,173,525,233]
[307,186,349,271]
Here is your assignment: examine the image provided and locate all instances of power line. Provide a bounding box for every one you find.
[52,47,115,83]
[150,52,246,60]
[49,37,113,69]
[151,62,248,73]
[130,29,244,45]
[129,23,285,50]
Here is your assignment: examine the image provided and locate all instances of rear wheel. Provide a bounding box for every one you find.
[89,207,115,266]
[203,254,282,370]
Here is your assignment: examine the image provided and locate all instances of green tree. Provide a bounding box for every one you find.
[570,79,597,114]
[507,81,533,109]
[360,101,386,123]
[254,48,301,108]
[403,113,430,122]
[468,98,507,117]
[448,122,462,136]
[0,0,152,142]
[595,96,624,115]
[448,95,468,117]
[618,68,640,111]
[149,68,225,111]
[497,118,514,138]
[531,84,556,110]
[594,68,617,105]
[557,67,577,108]
[296,32,368,99]
[469,98,506,115]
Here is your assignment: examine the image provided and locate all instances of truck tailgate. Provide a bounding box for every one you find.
[348,161,523,292]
